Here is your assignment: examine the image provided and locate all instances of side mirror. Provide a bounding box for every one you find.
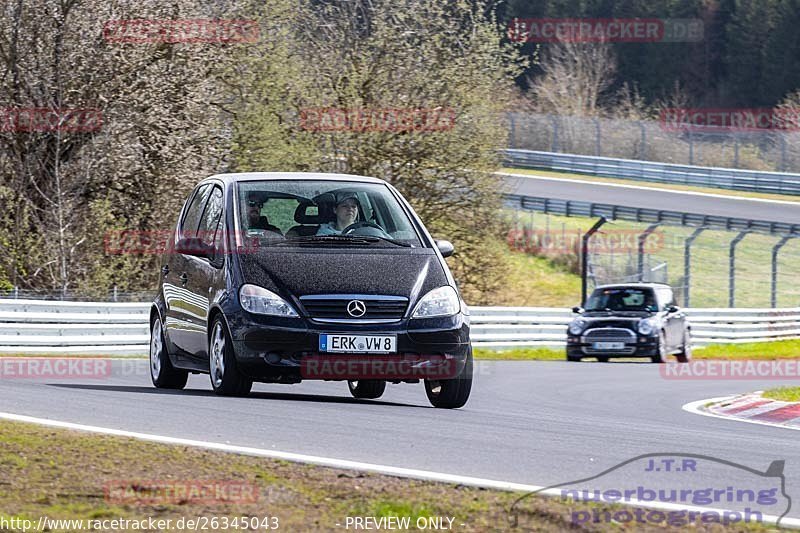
[572,306,584,314]
[174,237,215,259]
[435,240,454,258]
[667,305,680,314]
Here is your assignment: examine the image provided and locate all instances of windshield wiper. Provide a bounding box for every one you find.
[270,235,379,246]
[365,235,413,247]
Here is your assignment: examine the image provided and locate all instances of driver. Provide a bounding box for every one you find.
[316,192,359,235]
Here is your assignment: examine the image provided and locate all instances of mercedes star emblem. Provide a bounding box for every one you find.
[347,300,367,317]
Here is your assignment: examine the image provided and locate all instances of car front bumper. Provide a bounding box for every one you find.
[226,311,471,382]
[566,335,660,358]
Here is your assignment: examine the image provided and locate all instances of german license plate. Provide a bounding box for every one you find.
[319,334,397,354]
[593,341,625,350]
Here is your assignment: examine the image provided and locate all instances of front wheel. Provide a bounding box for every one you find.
[676,329,692,363]
[650,331,667,364]
[347,380,386,399]
[424,348,473,409]
[150,317,188,389]
[209,318,252,397]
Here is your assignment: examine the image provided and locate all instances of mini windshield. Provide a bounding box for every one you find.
[236,180,422,247]
[585,288,657,312]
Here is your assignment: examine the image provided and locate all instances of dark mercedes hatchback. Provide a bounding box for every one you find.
[149,173,472,408]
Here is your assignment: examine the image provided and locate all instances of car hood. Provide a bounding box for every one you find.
[237,248,449,304]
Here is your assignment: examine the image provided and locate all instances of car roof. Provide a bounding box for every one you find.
[594,283,672,290]
[200,172,387,187]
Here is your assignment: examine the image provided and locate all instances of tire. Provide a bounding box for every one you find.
[347,380,386,399]
[676,329,692,363]
[596,355,609,363]
[150,317,188,389]
[424,347,473,409]
[209,318,252,397]
[650,331,667,364]
[567,354,582,362]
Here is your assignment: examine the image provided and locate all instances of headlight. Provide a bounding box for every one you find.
[568,319,587,336]
[239,284,298,317]
[411,286,460,318]
[638,318,657,335]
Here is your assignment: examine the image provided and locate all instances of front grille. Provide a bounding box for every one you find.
[300,295,408,321]
[584,328,636,341]
[582,327,637,355]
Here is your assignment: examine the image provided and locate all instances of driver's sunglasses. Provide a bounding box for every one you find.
[247,200,263,208]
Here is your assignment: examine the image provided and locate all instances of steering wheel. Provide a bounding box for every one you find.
[342,222,389,236]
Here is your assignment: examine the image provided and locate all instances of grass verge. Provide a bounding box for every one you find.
[474,339,800,361]
[0,420,773,532]
[762,387,800,402]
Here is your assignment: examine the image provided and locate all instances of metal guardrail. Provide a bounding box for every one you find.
[504,149,800,197]
[503,193,800,237]
[0,300,797,353]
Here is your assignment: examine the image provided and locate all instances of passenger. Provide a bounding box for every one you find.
[316,193,359,235]
[246,193,282,234]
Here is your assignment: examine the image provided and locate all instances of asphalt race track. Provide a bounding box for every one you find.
[2,359,799,521]
[502,173,800,225]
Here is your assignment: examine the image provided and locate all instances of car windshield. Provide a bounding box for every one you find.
[585,288,658,312]
[236,180,422,247]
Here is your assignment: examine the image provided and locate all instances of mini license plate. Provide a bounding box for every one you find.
[319,334,397,354]
[592,341,625,350]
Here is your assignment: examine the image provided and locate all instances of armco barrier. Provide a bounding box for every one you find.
[504,149,800,197]
[0,299,798,354]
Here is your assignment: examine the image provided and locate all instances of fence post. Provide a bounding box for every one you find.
[638,121,646,160]
[113,285,118,302]
[509,112,517,149]
[13,286,19,299]
[550,115,559,152]
[593,117,601,156]
[771,236,793,307]
[683,227,706,307]
[637,224,661,281]
[582,217,607,306]
[688,131,694,165]
[733,133,739,168]
[729,231,749,307]
[780,133,787,171]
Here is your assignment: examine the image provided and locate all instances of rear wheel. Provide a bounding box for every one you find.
[209,318,252,397]
[347,380,386,399]
[150,317,188,389]
[424,348,473,409]
[676,329,692,363]
[567,354,582,362]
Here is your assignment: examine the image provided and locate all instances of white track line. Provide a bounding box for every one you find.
[498,172,800,206]
[683,396,800,432]
[0,411,797,528]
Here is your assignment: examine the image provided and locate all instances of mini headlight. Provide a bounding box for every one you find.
[568,319,587,336]
[638,318,657,335]
[411,286,460,318]
[239,284,298,317]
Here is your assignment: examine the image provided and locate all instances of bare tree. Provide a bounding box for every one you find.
[529,40,617,117]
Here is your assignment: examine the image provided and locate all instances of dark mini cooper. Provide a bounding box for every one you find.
[149,173,472,408]
[566,283,691,363]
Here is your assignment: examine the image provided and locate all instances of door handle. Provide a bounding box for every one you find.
[161,265,169,277]
[179,272,188,285]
